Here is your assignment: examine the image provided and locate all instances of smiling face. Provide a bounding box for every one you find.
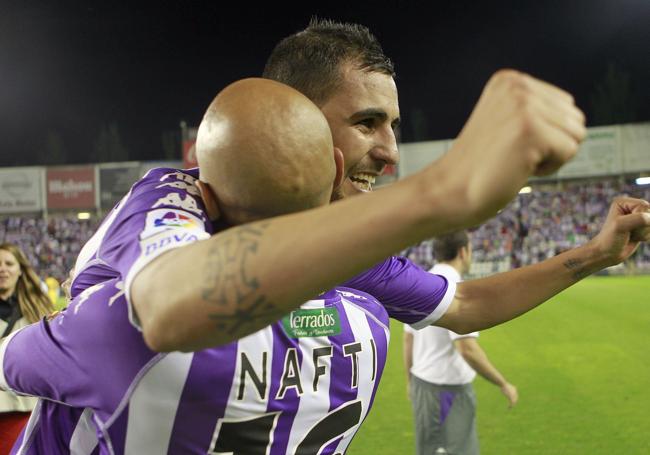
[320,64,400,199]
[0,249,21,299]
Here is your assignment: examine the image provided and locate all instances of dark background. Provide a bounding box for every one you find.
[1,0,648,166]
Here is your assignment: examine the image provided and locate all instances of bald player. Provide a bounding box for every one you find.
[0,76,523,454]
[196,78,338,224]
[1,79,358,454]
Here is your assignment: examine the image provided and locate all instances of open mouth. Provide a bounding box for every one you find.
[349,173,376,192]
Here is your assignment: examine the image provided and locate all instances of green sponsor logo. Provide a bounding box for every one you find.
[282,307,341,338]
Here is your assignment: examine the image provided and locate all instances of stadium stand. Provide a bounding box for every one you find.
[0,215,99,283]
[404,178,650,275]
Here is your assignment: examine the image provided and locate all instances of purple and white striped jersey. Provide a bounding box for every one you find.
[4,279,390,454]
[0,166,455,454]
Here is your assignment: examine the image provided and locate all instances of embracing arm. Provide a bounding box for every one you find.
[133,173,456,352]
[133,70,587,352]
[437,198,650,334]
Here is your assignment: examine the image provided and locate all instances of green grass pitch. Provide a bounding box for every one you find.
[349,275,650,454]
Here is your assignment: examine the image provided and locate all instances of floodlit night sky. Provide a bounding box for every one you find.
[1,0,649,166]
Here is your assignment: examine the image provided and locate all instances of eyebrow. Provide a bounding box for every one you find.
[350,108,401,128]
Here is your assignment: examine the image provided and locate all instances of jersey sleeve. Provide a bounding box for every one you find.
[0,279,155,413]
[71,168,211,322]
[342,256,456,328]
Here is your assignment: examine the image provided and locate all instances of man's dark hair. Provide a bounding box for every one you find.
[263,18,395,106]
[432,231,469,262]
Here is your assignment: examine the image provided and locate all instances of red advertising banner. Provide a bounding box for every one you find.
[181,125,198,169]
[46,166,96,209]
[182,139,197,169]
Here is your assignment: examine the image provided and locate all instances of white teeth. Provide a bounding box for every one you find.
[353,173,376,184]
[349,173,375,191]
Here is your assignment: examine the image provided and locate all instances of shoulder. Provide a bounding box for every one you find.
[111,167,209,237]
[335,287,379,305]
[429,264,461,283]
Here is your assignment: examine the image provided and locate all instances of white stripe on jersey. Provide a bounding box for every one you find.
[208,329,277,455]
[223,329,275,419]
[285,300,332,453]
[287,300,332,453]
[122,352,194,454]
[70,408,99,455]
[331,299,389,455]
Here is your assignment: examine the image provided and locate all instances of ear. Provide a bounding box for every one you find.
[195,180,221,221]
[333,147,345,190]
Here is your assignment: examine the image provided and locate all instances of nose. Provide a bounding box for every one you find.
[370,126,399,166]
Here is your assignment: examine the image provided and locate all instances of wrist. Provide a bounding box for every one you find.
[410,158,481,232]
[564,242,613,280]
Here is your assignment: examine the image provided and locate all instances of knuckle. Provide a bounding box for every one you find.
[491,69,521,89]
[516,108,536,137]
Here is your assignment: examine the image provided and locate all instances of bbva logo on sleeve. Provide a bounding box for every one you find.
[282,307,341,338]
[140,208,205,240]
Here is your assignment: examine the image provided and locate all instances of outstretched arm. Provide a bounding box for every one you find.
[437,198,650,334]
[454,337,518,408]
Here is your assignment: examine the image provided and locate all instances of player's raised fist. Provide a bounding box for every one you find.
[441,69,586,225]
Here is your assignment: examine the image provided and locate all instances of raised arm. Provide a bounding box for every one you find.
[132,71,589,352]
[437,197,650,334]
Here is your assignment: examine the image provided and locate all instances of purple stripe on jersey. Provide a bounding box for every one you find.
[321,437,344,455]
[337,287,389,331]
[9,426,25,455]
[167,345,238,454]
[327,300,358,413]
[439,391,455,425]
[267,324,303,455]
[103,403,129,455]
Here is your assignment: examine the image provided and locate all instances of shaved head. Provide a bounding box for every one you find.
[196,78,336,224]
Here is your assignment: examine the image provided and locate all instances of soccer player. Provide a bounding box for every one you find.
[404,231,517,455]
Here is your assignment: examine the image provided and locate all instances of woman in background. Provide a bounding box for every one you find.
[0,243,54,455]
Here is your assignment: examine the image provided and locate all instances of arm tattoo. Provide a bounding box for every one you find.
[200,222,284,336]
[563,258,590,280]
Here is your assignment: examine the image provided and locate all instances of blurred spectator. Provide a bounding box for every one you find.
[0,243,55,455]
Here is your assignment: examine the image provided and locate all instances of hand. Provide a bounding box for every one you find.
[500,382,518,408]
[590,198,650,267]
[445,70,586,224]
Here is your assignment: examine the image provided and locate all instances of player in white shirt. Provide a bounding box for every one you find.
[404,231,518,455]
